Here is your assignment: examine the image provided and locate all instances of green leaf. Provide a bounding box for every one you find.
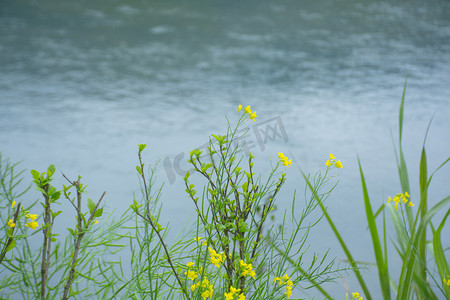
[201,163,213,173]
[94,208,103,218]
[47,164,55,178]
[6,239,16,252]
[136,165,142,175]
[50,190,61,201]
[31,169,40,181]
[138,144,147,153]
[87,199,95,214]
[242,182,248,192]
[184,171,190,182]
[51,237,57,242]
[51,210,62,218]
[67,228,76,236]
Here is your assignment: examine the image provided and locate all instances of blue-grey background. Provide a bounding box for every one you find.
[1,0,449,298]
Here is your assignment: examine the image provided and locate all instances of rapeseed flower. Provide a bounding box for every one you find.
[185,269,198,281]
[325,153,343,168]
[208,247,225,268]
[25,221,38,230]
[11,201,16,208]
[184,261,198,280]
[278,152,292,167]
[443,278,450,286]
[274,274,293,298]
[193,278,213,300]
[240,260,256,279]
[239,105,257,121]
[388,192,413,211]
[224,286,245,300]
[7,219,15,228]
[26,213,38,220]
[352,292,363,300]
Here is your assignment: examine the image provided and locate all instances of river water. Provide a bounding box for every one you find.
[1,0,450,298]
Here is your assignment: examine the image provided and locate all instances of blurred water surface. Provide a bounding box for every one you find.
[1,0,450,298]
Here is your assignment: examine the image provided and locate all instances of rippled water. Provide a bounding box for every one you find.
[1,0,450,297]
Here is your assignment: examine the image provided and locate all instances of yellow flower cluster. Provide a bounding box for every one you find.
[274,274,293,298]
[352,292,363,300]
[442,276,450,286]
[388,192,413,211]
[278,152,292,167]
[194,236,208,246]
[7,219,15,228]
[7,209,39,230]
[238,105,257,121]
[185,262,199,281]
[191,278,214,300]
[239,260,256,279]
[224,286,245,300]
[325,153,343,168]
[208,247,225,268]
[25,213,39,230]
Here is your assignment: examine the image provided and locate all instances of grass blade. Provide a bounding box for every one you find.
[433,208,450,297]
[358,158,391,300]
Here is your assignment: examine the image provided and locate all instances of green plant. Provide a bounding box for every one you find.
[130,105,343,299]
[301,81,450,299]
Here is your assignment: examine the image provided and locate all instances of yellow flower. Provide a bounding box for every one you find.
[278,152,292,167]
[283,159,292,167]
[208,247,225,268]
[352,292,360,298]
[11,201,16,208]
[249,112,257,121]
[244,105,252,114]
[443,278,450,286]
[187,261,195,267]
[238,104,242,112]
[196,278,213,299]
[224,286,245,300]
[25,221,39,230]
[93,220,99,224]
[191,284,196,292]
[185,269,198,281]
[325,154,342,168]
[284,286,292,298]
[388,192,413,211]
[26,214,38,220]
[194,236,202,242]
[274,274,293,298]
[240,260,256,278]
[7,219,15,228]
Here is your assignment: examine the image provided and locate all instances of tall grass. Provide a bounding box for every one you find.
[300,81,450,299]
